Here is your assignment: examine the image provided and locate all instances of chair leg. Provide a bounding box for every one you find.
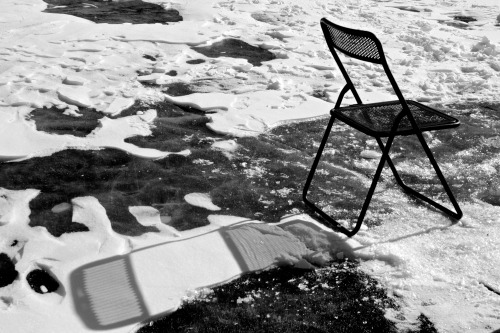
[303,116,352,234]
[303,116,336,202]
[348,135,396,236]
[375,135,463,220]
[303,117,396,237]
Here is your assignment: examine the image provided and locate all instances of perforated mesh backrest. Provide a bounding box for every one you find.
[321,18,383,64]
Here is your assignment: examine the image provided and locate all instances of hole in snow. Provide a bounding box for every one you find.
[26,269,60,294]
[0,253,18,288]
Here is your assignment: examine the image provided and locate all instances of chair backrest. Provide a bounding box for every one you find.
[320,18,385,65]
[320,18,405,106]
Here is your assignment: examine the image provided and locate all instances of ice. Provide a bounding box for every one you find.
[57,86,94,108]
[102,97,135,116]
[63,75,89,86]
[360,150,382,159]
[206,90,332,137]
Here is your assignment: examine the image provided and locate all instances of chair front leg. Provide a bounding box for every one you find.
[349,134,396,236]
[375,137,406,187]
[375,134,462,220]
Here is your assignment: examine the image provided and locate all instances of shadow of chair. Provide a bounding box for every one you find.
[69,219,313,330]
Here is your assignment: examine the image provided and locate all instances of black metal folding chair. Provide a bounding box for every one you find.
[303,18,463,237]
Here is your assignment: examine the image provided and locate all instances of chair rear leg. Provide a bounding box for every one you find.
[303,119,397,237]
[303,116,353,236]
[303,115,336,203]
[376,137,405,187]
[348,135,396,236]
[375,135,462,220]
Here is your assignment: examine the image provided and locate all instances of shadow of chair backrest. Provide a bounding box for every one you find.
[70,223,249,330]
[221,222,311,272]
[71,255,149,330]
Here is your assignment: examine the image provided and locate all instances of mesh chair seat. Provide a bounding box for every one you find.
[334,100,460,137]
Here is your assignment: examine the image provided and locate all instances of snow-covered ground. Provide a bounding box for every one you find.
[0,0,499,332]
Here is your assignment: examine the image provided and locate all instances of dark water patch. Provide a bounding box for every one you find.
[142,76,255,99]
[269,102,500,226]
[0,148,153,236]
[5,96,497,237]
[0,253,18,288]
[125,99,315,224]
[1,100,232,236]
[416,314,439,333]
[143,54,156,62]
[29,203,86,237]
[192,38,276,66]
[138,261,401,333]
[160,78,249,96]
[28,106,103,137]
[186,59,206,65]
[112,99,187,120]
[136,68,155,76]
[161,82,197,97]
[267,120,390,228]
[43,0,182,25]
[27,269,60,294]
[124,100,212,151]
[392,6,421,13]
[454,16,477,23]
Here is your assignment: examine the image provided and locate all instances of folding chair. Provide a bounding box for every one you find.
[303,18,463,237]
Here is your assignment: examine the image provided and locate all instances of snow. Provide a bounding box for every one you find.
[184,192,221,211]
[0,0,499,332]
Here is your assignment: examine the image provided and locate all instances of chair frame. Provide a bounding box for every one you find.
[303,18,463,237]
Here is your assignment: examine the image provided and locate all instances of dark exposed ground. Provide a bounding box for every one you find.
[42,0,182,24]
[7,98,500,237]
[137,261,407,333]
[0,252,18,288]
[28,106,103,137]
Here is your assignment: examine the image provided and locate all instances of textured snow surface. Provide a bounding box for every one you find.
[0,0,499,332]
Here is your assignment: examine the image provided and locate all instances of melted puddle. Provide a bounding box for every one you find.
[42,0,182,24]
